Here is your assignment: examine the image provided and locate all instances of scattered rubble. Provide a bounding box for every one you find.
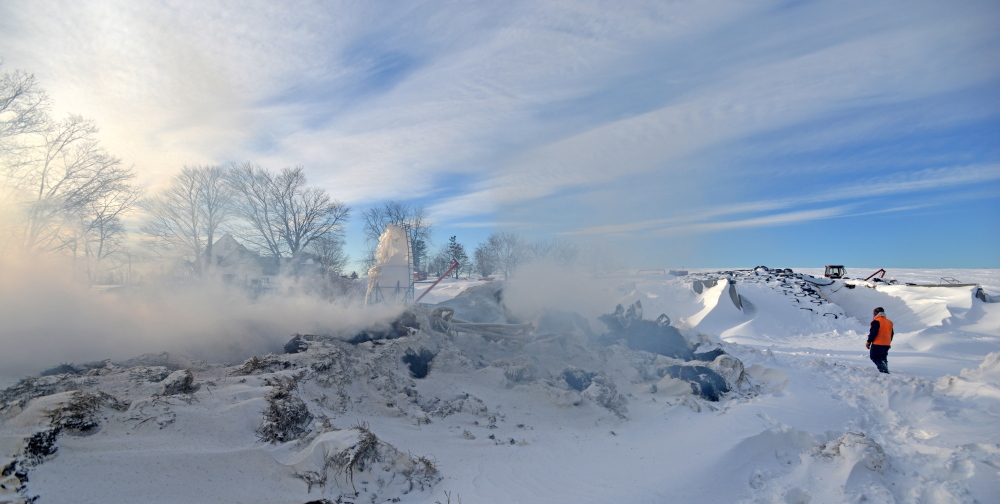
[159,370,200,396]
[258,376,312,443]
[0,281,765,503]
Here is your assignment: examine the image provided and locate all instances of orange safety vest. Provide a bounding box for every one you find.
[872,316,893,346]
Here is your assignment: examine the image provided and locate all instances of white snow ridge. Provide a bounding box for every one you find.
[1,267,998,503]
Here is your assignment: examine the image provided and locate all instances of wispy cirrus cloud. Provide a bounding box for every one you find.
[1,0,997,266]
[563,164,1000,237]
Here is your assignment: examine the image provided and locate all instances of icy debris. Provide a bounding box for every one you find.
[662,365,729,402]
[159,369,199,396]
[420,393,488,419]
[402,349,436,378]
[46,390,128,434]
[366,224,414,306]
[595,300,747,401]
[811,432,889,473]
[707,354,748,390]
[258,376,312,443]
[39,360,110,377]
[687,267,844,319]
[236,354,294,375]
[129,365,172,383]
[561,367,597,392]
[2,390,129,503]
[493,356,542,383]
[284,333,311,354]
[117,352,206,371]
[278,424,440,499]
[598,301,697,360]
[581,374,628,418]
[0,375,77,412]
[346,309,421,343]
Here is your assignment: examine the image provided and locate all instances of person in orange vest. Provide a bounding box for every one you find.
[866,307,893,373]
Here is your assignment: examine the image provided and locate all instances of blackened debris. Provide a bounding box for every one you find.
[664,366,730,401]
[393,310,421,334]
[694,348,727,362]
[348,309,421,344]
[403,349,436,379]
[39,361,108,377]
[284,334,310,354]
[598,301,696,360]
[24,428,60,463]
[39,363,80,376]
[561,367,597,392]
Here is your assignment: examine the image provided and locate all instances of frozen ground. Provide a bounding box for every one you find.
[1,268,998,503]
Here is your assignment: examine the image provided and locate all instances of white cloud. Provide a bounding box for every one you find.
[1,0,996,246]
[563,163,1000,237]
[651,206,851,237]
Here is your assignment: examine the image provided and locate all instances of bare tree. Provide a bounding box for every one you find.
[9,115,139,257]
[426,247,453,277]
[1,64,140,272]
[478,231,528,279]
[309,234,349,276]
[473,243,494,277]
[360,201,431,270]
[227,163,349,259]
[78,177,143,281]
[0,61,48,155]
[274,167,349,257]
[530,238,579,264]
[226,162,283,256]
[141,165,231,277]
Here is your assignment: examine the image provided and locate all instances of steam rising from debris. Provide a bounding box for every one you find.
[504,259,619,324]
[0,255,399,385]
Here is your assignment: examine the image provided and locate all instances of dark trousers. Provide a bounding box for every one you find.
[869,344,890,374]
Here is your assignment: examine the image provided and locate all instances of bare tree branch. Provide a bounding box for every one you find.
[228,163,350,259]
[141,165,231,277]
[360,201,431,269]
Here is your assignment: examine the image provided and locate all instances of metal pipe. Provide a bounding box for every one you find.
[415,260,459,303]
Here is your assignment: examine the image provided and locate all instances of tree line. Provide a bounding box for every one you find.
[1,60,140,281]
[422,232,580,280]
[0,61,354,282]
[141,163,350,279]
[1,60,584,287]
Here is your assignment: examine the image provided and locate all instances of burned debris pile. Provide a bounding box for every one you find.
[597,300,743,401]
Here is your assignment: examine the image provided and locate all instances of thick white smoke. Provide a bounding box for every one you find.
[0,255,401,385]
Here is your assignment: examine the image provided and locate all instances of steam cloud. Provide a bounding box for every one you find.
[0,255,400,385]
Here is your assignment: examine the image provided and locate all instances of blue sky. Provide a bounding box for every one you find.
[1,0,997,269]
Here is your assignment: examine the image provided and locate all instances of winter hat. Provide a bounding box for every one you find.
[873,307,885,317]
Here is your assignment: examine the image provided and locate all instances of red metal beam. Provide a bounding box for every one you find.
[415,260,459,303]
[865,269,886,281]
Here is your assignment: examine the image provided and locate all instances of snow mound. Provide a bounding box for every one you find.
[270,425,439,498]
[2,268,996,503]
[741,431,894,504]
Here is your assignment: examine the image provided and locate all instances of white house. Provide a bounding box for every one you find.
[210,233,321,292]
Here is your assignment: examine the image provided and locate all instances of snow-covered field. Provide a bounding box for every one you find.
[1,268,998,503]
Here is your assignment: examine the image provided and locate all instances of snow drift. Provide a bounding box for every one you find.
[0,267,997,503]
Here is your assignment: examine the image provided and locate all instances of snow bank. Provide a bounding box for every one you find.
[1,267,997,503]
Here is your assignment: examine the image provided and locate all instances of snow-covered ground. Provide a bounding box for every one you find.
[1,268,998,503]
